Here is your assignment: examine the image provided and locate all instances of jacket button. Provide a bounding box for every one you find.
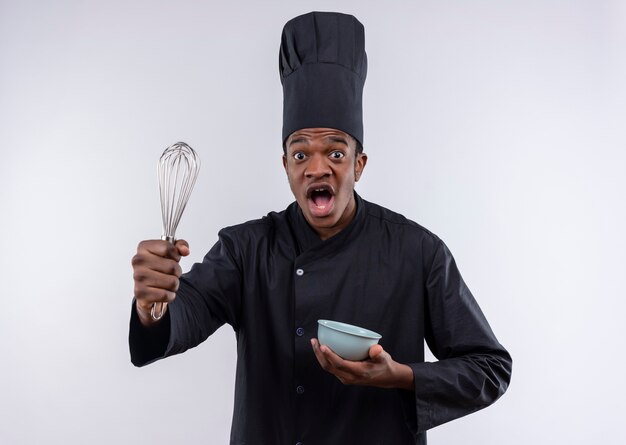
[296,268,304,276]
[296,385,305,394]
[296,327,304,336]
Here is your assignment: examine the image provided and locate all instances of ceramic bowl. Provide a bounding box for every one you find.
[317,319,382,361]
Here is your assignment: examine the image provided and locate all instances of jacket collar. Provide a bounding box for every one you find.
[288,191,365,255]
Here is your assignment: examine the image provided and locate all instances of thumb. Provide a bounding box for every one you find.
[175,239,190,257]
[368,344,385,361]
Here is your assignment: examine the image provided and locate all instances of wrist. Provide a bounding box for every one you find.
[392,363,415,391]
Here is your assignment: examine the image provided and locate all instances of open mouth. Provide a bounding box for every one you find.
[311,188,332,209]
[307,185,335,216]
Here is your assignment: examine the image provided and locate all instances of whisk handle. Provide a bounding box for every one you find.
[150,236,176,321]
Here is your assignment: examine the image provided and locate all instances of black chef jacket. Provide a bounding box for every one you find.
[130,193,512,445]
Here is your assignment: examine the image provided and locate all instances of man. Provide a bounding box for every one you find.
[130,11,512,445]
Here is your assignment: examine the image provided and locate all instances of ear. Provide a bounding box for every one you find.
[354,153,368,182]
[282,154,287,172]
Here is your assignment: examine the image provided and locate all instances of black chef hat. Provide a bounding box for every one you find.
[279,11,367,146]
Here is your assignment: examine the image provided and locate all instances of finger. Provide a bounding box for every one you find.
[132,254,183,276]
[145,287,176,302]
[312,340,353,378]
[319,343,343,362]
[135,288,176,311]
[318,344,359,373]
[312,340,356,382]
[317,348,373,385]
[139,240,182,261]
[134,284,176,304]
[134,268,181,292]
[311,338,331,368]
[175,239,190,257]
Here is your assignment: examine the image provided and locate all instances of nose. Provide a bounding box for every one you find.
[305,154,331,179]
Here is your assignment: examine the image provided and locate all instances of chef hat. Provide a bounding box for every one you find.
[279,11,368,146]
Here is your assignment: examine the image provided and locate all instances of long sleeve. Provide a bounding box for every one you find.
[128,299,171,366]
[128,229,243,366]
[410,240,512,432]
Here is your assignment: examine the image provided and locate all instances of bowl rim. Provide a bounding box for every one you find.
[317,319,382,339]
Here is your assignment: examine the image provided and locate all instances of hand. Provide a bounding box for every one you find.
[131,239,190,326]
[310,338,414,390]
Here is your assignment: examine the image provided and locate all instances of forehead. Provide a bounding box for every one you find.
[286,128,354,150]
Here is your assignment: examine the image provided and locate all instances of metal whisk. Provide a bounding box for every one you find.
[151,142,201,321]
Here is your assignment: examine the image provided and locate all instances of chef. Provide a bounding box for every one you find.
[130,11,512,445]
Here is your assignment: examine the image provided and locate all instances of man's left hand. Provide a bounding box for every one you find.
[310,338,414,391]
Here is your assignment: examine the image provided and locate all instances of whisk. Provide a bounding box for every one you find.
[151,142,201,321]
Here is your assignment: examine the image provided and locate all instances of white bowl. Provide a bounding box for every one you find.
[317,320,382,361]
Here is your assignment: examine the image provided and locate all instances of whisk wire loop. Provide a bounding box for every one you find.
[152,142,200,320]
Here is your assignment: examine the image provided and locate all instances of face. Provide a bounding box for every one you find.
[283,128,367,240]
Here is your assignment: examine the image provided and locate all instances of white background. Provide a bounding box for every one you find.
[1,0,624,444]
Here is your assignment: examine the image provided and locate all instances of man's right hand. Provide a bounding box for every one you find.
[131,239,190,326]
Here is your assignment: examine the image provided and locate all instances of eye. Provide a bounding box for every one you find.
[293,152,306,161]
[330,151,345,160]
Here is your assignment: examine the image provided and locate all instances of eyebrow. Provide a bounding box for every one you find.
[324,136,349,146]
[288,137,309,147]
